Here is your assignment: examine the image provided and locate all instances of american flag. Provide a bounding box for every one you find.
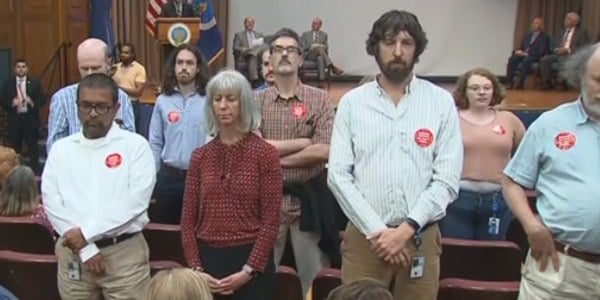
[145,0,168,35]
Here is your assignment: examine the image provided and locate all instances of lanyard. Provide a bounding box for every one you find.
[491,193,499,218]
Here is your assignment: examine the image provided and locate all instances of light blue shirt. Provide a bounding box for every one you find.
[327,76,463,236]
[148,91,208,170]
[46,83,135,154]
[504,99,600,254]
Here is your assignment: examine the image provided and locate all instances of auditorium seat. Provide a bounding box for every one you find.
[300,58,331,90]
[311,268,342,300]
[150,260,183,276]
[142,223,186,266]
[0,250,60,300]
[275,265,303,300]
[438,278,520,300]
[440,238,522,281]
[0,217,55,254]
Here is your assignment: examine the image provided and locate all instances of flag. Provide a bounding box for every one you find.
[145,0,168,36]
[192,0,224,64]
[90,0,116,50]
[145,0,224,65]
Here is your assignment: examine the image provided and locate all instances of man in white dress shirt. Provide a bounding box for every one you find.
[42,73,156,299]
[327,10,463,299]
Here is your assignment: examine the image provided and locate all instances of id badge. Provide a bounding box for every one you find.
[67,260,81,281]
[488,217,500,235]
[410,256,425,278]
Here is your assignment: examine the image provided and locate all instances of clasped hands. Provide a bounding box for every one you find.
[62,227,106,276]
[197,270,252,295]
[367,222,415,268]
[12,96,33,108]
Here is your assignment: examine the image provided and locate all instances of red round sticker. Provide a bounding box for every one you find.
[492,125,506,135]
[554,131,576,150]
[105,153,122,169]
[167,111,180,123]
[291,104,307,118]
[414,128,434,148]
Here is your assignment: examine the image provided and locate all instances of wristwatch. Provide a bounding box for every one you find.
[242,264,258,277]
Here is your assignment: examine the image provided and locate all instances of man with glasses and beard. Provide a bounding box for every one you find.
[47,38,135,154]
[112,43,147,134]
[255,28,335,296]
[42,73,155,299]
[502,43,600,299]
[149,44,210,224]
[327,10,462,298]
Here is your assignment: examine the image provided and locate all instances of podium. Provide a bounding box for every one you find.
[155,18,201,75]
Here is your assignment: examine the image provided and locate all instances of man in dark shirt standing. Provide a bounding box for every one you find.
[159,0,196,18]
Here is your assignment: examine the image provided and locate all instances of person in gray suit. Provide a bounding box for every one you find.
[300,18,344,81]
[233,17,267,84]
[539,12,590,90]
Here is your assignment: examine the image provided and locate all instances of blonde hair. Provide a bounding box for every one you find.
[148,268,214,300]
[327,279,393,300]
[0,146,20,184]
[0,165,39,217]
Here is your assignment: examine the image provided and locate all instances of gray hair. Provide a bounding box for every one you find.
[561,43,600,88]
[204,69,261,135]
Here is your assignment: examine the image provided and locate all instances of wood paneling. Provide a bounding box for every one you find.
[63,0,89,84]
[0,0,17,51]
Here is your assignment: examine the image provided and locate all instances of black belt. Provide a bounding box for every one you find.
[554,240,600,264]
[387,221,437,232]
[162,164,187,177]
[95,232,139,249]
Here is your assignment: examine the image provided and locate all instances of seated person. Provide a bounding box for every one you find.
[149,268,213,300]
[233,17,267,84]
[0,146,19,184]
[0,165,53,233]
[255,47,275,90]
[327,279,393,300]
[506,17,549,89]
[539,12,590,90]
[159,0,196,17]
[301,17,344,81]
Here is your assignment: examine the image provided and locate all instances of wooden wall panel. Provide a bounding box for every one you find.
[0,0,17,51]
[63,0,90,84]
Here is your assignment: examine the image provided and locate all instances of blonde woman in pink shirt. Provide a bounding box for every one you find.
[439,68,525,240]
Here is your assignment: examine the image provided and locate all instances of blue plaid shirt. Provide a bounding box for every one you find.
[46,83,135,154]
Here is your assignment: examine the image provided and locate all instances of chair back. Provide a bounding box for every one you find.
[311,268,342,300]
[438,278,519,300]
[0,250,60,300]
[275,265,303,300]
[0,217,55,254]
[440,238,522,281]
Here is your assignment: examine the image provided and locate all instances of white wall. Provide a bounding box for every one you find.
[226,0,518,77]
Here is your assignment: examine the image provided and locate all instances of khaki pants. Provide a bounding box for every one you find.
[273,219,330,297]
[341,223,441,300]
[56,233,151,300]
[519,250,600,300]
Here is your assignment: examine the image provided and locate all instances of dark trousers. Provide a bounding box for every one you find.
[199,242,275,300]
[506,54,537,86]
[439,189,512,240]
[539,53,566,84]
[7,114,39,171]
[151,166,186,224]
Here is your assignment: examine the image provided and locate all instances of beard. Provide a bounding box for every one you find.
[376,53,414,84]
[582,88,600,118]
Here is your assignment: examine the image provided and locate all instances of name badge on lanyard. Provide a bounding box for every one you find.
[488,194,500,235]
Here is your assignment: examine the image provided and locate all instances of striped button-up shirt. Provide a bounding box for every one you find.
[148,91,208,171]
[46,83,135,153]
[327,76,463,236]
[255,83,335,223]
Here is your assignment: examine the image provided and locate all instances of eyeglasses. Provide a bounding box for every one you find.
[271,45,300,55]
[76,101,114,115]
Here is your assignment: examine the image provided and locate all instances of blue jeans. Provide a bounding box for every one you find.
[439,189,512,240]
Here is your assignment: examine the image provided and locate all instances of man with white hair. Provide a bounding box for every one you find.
[47,38,135,153]
[503,42,600,299]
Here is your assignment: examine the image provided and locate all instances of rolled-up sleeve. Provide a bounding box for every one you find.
[504,121,543,189]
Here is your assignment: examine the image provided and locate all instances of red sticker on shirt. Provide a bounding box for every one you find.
[554,131,576,150]
[105,153,122,169]
[291,104,307,118]
[492,125,506,135]
[167,111,180,123]
[414,128,434,147]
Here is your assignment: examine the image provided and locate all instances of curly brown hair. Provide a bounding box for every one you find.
[453,68,505,110]
[0,146,20,184]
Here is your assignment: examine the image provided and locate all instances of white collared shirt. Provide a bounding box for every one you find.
[327,75,463,236]
[42,122,156,262]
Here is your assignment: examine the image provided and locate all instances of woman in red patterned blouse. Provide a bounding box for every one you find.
[181,70,282,300]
